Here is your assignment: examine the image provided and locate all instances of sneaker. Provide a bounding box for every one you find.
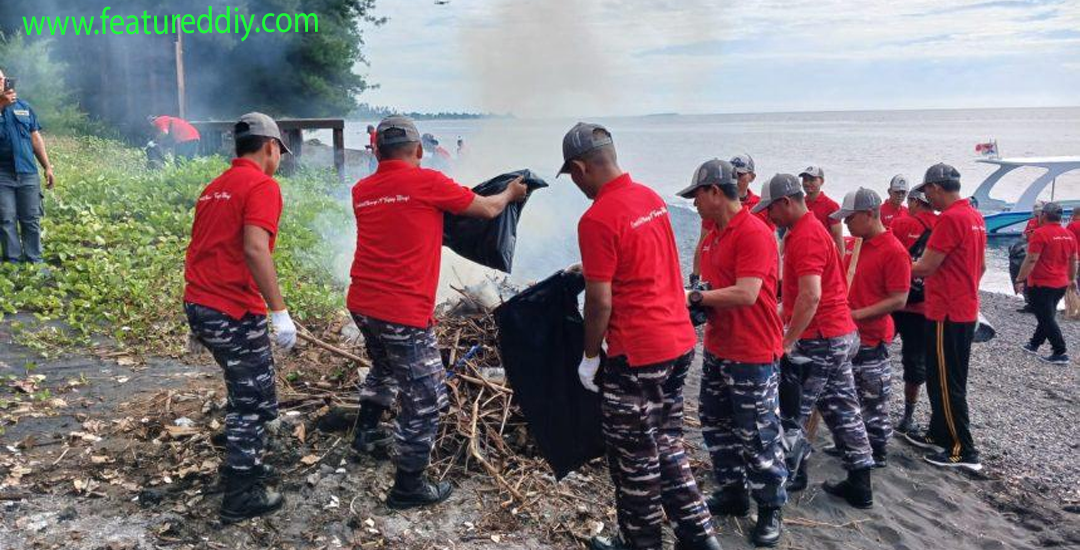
[1020,343,1039,355]
[894,415,914,435]
[821,443,842,458]
[1039,354,1070,365]
[923,451,982,472]
[904,430,945,453]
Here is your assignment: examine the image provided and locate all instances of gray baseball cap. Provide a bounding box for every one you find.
[889,174,909,192]
[908,189,930,204]
[831,187,882,220]
[730,153,755,174]
[557,122,613,177]
[677,159,738,199]
[799,165,824,179]
[1041,201,1063,217]
[912,162,961,194]
[376,115,422,148]
[235,112,292,155]
[751,173,803,214]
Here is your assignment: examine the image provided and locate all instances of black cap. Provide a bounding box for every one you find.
[677,159,738,199]
[557,122,614,177]
[912,163,961,193]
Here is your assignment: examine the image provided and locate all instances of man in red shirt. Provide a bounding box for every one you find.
[1023,201,1045,237]
[752,174,875,509]
[1016,202,1077,364]
[678,159,785,547]
[562,123,718,550]
[833,189,911,467]
[799,165,845,252]
[183,113,295,523]
[907,163,987,472]
[150,115,201,159]
[1067,210,1080,249]
[348,116,527,509]
[880,175,909,227]
[889,190,939,433]
[691,153,771,283]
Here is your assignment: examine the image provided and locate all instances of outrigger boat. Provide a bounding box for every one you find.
[968,141,1080,236]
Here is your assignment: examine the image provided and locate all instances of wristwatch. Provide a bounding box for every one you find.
[689,290,704,306]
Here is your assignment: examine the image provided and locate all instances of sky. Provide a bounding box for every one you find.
[356,0,1080,117]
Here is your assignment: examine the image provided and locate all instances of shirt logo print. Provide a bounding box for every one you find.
[630,207,668,229]
[199,191,233,202]
[355,194,411,210]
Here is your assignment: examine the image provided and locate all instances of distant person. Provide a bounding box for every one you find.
[906,163,987,472]
[347,116,526,510]
[456,136,467,158]
[183,113,296,524]
[421,132,452,161]
[1067,209,1080,283]
[880,175,909,227]
[1015,201,1076,364]
[691,153,770,283]
[0,68,55,265]
[150,115,201,159]
[751,174,875,509]
[798,166,845,251]
[889,189,939,434]
[833,189,911,468]
[1023,201,1046,238]
[560,123,719,550]
[365,124,378,173]
[678,159,786,547]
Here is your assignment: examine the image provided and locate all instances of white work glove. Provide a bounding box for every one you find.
[270,310,298,351]
[578,354,601,393]
[565,262,583,274]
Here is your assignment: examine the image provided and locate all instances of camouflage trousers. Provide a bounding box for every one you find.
[851,344,892,455]
[699,353,788,508]
[780,332,874,471]
[185,303,278,472]
[352,314,449,474]
[601,351,714,550]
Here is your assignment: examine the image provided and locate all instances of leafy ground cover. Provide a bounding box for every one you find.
[0,135,350,354]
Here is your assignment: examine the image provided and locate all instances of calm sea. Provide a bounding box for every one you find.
[321,107,1080,295]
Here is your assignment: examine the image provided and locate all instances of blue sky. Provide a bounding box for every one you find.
[357,0,1080,117]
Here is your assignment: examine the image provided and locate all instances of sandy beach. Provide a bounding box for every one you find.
[1,289,1076,549]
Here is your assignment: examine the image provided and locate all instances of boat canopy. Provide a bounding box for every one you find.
[971,156,1080,212]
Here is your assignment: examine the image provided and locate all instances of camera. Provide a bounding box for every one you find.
[3,78,16,92]
[687,280,711,327]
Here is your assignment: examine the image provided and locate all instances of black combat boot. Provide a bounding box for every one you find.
[674,535,722,550]
[219,467,284,524]
[350,403,392,459]
[822,467,873,509]
[705,483,750,517]
[218,462,278,483]
[786,458,809,492]
[386,468,453,510]
[752,507,782,547]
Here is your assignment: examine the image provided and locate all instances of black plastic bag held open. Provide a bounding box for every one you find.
[443,170,549,273]
[494,270,605,479]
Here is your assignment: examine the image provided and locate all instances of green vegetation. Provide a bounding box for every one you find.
[0,34,100,136]
[0,136,350,352]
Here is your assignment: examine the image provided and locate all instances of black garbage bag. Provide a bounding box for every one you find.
[1009,240,1026,284]
[444,170,549,273]
[494,270,604,479]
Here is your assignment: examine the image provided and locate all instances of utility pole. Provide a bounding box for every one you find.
[175,30,187,118]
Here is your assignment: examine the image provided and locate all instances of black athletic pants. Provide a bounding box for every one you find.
[925,319,977,460]
[1028,286,1067,356]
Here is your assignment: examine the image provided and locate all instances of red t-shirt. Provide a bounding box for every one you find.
[1027,224,1077,288]
[1067,220,1080,244]
[579,174,696,366]
[700,209,783,363]
[845,230,911,346]
[347,160,476,328]
[806,192,841,227]
[184,158,282,319]
[701,189,774,232]
[880,202,908,228]
[781,212,856,339]
[1023,218,1039,236]
[891,211,938,249]
[153,116,200,143]
[924,199,986,323]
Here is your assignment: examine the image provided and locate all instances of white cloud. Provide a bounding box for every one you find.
[358,0,1080,116]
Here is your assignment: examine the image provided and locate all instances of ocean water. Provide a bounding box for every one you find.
[320,107,1080,295]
